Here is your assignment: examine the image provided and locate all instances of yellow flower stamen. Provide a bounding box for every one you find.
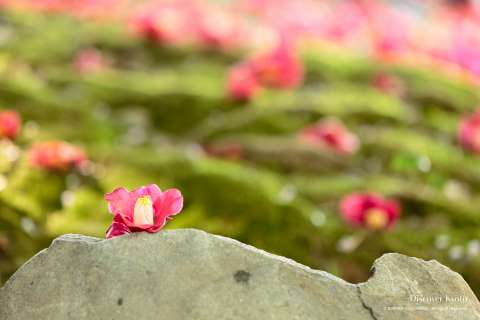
[133,196,154,225]
[365,208,388,231]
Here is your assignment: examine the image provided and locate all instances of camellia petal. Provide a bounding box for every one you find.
[154,188,184,217]
[105,187,135,217]
[106,214,132,239]
[132,184,163,204]
[339,193,367,226]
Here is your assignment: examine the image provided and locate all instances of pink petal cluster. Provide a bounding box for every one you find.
[194,5,245,50]
[340,193,400,231]
[371,72,406,97]
[250,43,304,89]
[321,0,368,42]
[28,141,87,172]
[7,0,480,82]
[227,42,303,101]
[73,49,109,74]
[129,2,194,45]
[0,110,21,140]
[4,0,120,18]
[129,1,248,50]
[300,119,359,155]
[366,2,412,60]
[458,109,480,153]
[227,63,261,102]
[105,184,183,239]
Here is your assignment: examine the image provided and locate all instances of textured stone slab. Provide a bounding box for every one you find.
[1,229,479,319]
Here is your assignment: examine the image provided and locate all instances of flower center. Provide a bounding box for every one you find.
[133,196,154,225]
[364,208,388,231]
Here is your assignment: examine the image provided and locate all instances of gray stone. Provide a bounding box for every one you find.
[0,229,479,320]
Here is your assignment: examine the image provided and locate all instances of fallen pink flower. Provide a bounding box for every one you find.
[322,0,366,42]
[73,49,109,74]
[105,184,183,239]
[458,109,480,153]
[300,119,359,155]
[28,141,87,172]
[367,3,412,61]
[129,2,193,45]
[226,63,261,102]
[0,110,21,140]
[4,0,119,18]
[340,193,400,231]
[371,72,406,97]
[249,42,304,89]
[194,6,244,50]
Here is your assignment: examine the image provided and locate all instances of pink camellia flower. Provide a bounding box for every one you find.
[105,184,183,239]
[249,42,304,89]
[227,63,261,102]
[340,193,400,231]
[367,4,412,61]
[458,109,480,153]
[5,0,119,18]
[226,40,302,101]
[194,6,245,50]
[371,72,406,97]
[73,49,108,74]
[0,110,21,140]
[300,119,359,155]
[28,141,87,172]
[129,2,193,45]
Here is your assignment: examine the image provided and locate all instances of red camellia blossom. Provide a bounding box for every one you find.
[0,110,21,140]
[28,141,87,172]
[105,184,183,239]
[250,42,304,89]
[227,63,261,101]
[458,109,480,153]
[340,193,400,231]
[300,119,359,155]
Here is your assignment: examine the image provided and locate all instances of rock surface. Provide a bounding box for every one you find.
[0,229,479,320]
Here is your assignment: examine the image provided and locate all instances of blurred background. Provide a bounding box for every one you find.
[1,0,480,296]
